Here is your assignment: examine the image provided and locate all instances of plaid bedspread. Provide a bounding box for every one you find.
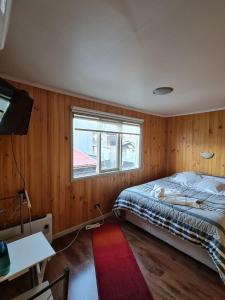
[113,177,225,282]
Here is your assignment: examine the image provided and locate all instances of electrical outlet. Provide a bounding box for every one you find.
[94,203,101,209]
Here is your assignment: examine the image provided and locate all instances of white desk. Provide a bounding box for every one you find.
[0,232,55,284]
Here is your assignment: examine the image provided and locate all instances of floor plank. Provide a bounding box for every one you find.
[1,217,225,299]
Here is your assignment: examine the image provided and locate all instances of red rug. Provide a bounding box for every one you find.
[92,223,154,300]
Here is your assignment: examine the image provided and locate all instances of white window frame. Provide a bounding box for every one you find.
[71,107,143,180]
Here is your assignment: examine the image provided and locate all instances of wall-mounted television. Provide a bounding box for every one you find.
[0,78,33,135]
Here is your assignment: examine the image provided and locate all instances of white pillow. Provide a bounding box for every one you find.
[172,172,203,187]
[193,178,225,194]
[202,175,225,185]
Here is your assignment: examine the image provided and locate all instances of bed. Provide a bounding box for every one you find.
[113,172,225,282]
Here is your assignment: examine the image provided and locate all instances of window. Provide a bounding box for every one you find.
[72,107,143,179]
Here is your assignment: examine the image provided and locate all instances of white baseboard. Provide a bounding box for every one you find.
[53,212,112,240]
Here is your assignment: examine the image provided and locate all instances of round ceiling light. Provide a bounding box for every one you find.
[153,87,173,95]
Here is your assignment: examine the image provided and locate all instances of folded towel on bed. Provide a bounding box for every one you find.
[150,184,202,208]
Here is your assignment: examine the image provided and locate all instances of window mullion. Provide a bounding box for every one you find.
[118,133,122,171]
[97,131,101,174]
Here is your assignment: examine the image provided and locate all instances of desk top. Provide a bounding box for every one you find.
[0,232,55,282]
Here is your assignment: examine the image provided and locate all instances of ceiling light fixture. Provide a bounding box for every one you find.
[153,87,173,95]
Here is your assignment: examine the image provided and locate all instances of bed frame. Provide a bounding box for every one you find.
[124,210,217,272]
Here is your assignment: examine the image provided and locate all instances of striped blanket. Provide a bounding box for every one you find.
[113,177,225,282]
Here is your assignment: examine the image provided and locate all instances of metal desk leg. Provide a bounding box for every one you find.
[30,266,36,287]
[36,259,47,284]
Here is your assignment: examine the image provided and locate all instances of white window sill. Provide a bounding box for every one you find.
[71,167,141,182]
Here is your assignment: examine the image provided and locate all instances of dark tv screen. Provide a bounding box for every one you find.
[0,78,33,135]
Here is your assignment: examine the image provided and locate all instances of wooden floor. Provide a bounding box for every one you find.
[1,217,225,300]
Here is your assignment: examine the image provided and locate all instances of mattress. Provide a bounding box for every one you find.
[113,176,225,282]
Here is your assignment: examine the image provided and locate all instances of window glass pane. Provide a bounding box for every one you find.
[100,133,118,171]
[73,129,97,178]
[100,120,122,133]
[122,134,140,170]
[101,121,140,134]
[74,116,99,131]
[120,123,140,134]
[74,115,140,134]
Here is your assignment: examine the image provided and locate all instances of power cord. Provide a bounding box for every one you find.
[11,134,33,234]
[96,205,104,225]
[10,134,26,188]
[28,205,32,234]
[55,206,105,254]
[55,226,84,254]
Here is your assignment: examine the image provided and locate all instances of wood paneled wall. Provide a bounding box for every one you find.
[0,81,167,234]
[166,110,225,177]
